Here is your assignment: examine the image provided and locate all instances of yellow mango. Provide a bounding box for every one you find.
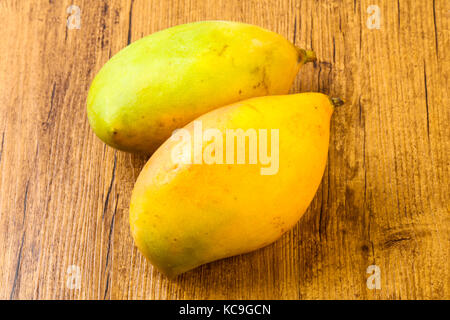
[87,21,315,154]
[129,93,343,277]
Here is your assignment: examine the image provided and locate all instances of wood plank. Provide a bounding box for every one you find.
[0,0,448,299]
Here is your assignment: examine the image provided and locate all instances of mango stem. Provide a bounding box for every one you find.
[330,97,345,107]
[297,48,317,64]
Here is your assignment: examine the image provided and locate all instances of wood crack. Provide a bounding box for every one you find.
[360,95,374,263]
[102,152,117,219]
[423,61,430,140]
[383,237,413,250]
[432,0,438,56]
[104,194,119,299]
[127,0,135,45]
[10,232,26,299]
[0,131,4,165]
[23,180,29,223]
[105,194,119,270]
[332,36,335,63]
[44,83,57,126]
[293,16,297,45]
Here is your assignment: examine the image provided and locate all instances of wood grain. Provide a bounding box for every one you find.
[0,0,448,300]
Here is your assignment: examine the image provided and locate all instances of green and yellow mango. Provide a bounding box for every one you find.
[129,93,341,277]
[87,21,315,154]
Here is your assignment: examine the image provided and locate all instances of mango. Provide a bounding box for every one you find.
[87,21,316,154]
[129,92,343,277]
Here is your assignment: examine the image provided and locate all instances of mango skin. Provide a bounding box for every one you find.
[87,21,312,154]
[129,93,335,277]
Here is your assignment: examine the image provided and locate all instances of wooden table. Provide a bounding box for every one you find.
[0,0,448,300]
